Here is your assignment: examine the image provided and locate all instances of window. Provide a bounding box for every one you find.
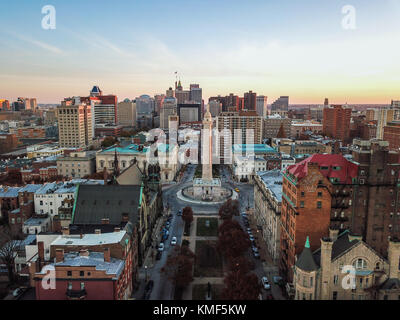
[68,282,72,290]
[310,277,313,287]
[333,275,338,285]
[333,292,338,300]
[301,192,305,197]
[80,282,85,290]
[317,201,322,209]
[300,201,305,208]
[80,271,84,277]
[317,192,322,198]
[353,258,367,270]
[67,271,72,277]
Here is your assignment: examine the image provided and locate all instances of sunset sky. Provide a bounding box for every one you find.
[0,0,399,104]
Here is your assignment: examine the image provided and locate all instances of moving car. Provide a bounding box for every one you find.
[171,237,177,246]
[262,277,271,290]
[158,243,164,251]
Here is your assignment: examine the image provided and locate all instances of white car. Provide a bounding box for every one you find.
[262,277,271,290]
[158,243,165,251]
[249,235,255,242]
[171,237,177,246]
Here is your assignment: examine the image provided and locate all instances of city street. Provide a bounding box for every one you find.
[134,164,283,300]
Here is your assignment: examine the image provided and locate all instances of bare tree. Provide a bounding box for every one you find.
[0,226,22,284]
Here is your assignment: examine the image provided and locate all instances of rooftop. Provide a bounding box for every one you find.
[257,170,283,202]
[52,230,127,246]
[44,251,125,277]
[286,154,358,184]
[232,144,277,154]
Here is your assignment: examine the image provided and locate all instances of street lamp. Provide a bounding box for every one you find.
[145,265,148,282]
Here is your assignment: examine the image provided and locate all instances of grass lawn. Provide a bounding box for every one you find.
[192,284,224,300]
[194,240,223,277]
[196,218,218,237]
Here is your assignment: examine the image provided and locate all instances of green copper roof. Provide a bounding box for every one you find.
[305,236,310,249]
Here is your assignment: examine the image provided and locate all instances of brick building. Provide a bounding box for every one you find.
[0,133,19,154]
[383,121,400,151]
[280,154,358,282]
[323,105,352,143]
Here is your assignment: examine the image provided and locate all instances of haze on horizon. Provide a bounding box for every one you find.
[0,0,399,104]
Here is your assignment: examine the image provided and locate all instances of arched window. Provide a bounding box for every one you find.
[100,160,105,168]
[375,262,381,270]
[353,258,368,270]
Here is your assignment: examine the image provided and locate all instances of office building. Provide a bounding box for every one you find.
[244,91,257,111]
[323,105,352,142]
[117,99,136,127]
[178,103,201,123]
[271,96,289,112]
[216,110,263,164]
[256,95,268,117]
[263,114,291,139]
[160,97,177,129]
[57,97,93,148]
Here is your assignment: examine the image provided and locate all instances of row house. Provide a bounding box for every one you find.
[254,170,283,263]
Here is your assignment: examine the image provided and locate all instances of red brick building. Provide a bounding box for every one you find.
[0,133,19,154]
[323,105,352,143]
[383,121,400,151]
[33,228,138,300]
[280,154,358,282]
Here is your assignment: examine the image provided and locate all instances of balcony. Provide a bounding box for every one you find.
[66,289,87,300]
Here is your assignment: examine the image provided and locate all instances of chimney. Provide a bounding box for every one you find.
[38,241,45,262]
[114,227,121,233]
[320,238,333,300]
[103,248,111,262]
[388,240,400,279]
[101,218,110,225]
[55,249,64,263]
[62,227,70,236]
[95,229,101,234]
[329,228,339,242]
[79,249,89,257]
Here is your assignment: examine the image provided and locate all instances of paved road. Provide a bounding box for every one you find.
[135,164,269,300]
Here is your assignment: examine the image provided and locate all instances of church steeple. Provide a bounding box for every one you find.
[113,149,120,182]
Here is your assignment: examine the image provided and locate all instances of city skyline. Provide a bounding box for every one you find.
[1,0,400,104]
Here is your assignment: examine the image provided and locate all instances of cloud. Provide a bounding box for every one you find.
[11,33,63,54]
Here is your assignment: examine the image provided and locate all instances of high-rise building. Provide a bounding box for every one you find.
[322,105,352,142]
[271,96,289,112]
[189,84,202,104]
[80,87,118,126]
[256,95,268,117]
[365,107,400,139]
[244,91,256,111]
[57,97,93,148]
[209,100,221,117]
[216,110,262,164]
[117,99,136,127]
[177,103,201,123]
[160,97,177,129]
[166,87,175,98]
[154,94,165,115]
[0,99,10,111]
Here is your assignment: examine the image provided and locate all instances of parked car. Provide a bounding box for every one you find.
[177,210,182,216]
[253,251,260,259]
[158,243,165,251]
[156,251,162,260]
[247,227,252,233]
[171,237,177,246]
[262,277,271,290]
[252,246,259,253]
[12,288,25,298]
[273,276,283,284]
